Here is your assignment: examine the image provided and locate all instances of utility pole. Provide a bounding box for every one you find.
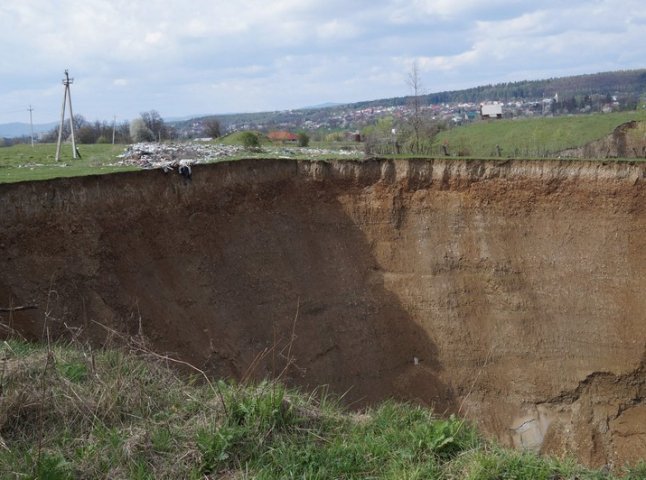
[55,69,78,161]
[112,115,116,145]
[28,105,34,147]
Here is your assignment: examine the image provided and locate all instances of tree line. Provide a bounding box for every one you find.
[39,115,131,144]
[3,111,222,146]
[350,69,646,109]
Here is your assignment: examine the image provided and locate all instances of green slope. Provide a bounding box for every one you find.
[434,110,646,158]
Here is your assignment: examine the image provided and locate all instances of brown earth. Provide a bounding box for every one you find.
[1,158,645,468]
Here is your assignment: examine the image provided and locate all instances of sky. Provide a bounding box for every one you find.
[0,0,644,124]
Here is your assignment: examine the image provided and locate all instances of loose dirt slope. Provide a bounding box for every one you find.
[1,158,645,468]
[559,120,646,158]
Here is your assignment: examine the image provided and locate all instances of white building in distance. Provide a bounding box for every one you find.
[480,103,503,119]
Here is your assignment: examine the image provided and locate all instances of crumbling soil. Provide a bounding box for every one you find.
[559,120,646,158]
[1,158,645,468]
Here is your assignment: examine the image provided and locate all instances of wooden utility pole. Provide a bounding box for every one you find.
[112,115,116,145]
[55,69,78,161]
[28,105,34,147]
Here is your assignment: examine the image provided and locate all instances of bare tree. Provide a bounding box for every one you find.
[140,110,168,141]
[407,61,425,154]
[203,118,221,138]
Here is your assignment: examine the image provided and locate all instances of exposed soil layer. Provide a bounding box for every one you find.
[1,158,645,468]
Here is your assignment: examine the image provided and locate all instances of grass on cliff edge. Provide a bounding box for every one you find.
[0,143,136,184]
[0,141,363,184]
[2,340,644,479]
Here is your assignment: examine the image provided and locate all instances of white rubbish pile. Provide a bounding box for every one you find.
[115,142,246,169]
[115,141,364,170]
[270,147,362,157]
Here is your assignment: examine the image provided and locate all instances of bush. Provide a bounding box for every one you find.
[297,132,310,147]
[240,131,260,150]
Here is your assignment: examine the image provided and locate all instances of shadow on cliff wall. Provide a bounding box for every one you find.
[0,168,454,412]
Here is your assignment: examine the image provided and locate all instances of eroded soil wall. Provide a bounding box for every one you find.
[1,158,645,467]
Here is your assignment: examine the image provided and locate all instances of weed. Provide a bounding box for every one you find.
[151,426,173,453]
[197,424,241,474]
[129,460,154,480]
[58,360,87,383]
[226,382,291,430]
[2,338,39,356]
[32,451,73,480]
[444,446,604,480]
[624,461,646,479]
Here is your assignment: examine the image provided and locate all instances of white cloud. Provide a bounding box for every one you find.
[0,0,644,123]
[388,0,525,23]
[316,20,361,40]
[144,32,164,45]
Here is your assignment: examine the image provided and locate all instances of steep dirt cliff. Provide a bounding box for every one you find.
[1,158,645,468]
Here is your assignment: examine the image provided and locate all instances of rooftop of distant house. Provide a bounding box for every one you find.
[268,131,298,141]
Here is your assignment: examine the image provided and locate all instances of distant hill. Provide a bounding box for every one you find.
[351,69,646,108]
[176,69,646,135]
[0,122,58,138]
[300,102,342,109]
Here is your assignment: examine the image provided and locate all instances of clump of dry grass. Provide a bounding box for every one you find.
[0,338,221,478]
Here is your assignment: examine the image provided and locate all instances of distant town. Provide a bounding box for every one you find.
[175,68,645,140]
[1,69,644,145]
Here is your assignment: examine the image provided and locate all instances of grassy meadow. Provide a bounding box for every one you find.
[433,110,646,158]
[0,143,135,184]
[1,339,644,479]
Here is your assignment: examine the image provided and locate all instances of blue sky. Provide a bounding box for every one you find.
[1,0,644,124]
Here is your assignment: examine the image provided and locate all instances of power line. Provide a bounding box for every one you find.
[55,69,78,161]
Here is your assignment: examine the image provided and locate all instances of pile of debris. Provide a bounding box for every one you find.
[115,142,245,169]
[114,141,364,171]
[270,147,362,158]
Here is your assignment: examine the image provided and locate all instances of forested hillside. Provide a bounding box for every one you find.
[355,69,646,107]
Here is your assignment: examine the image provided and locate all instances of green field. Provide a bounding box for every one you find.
[0,143,136,184]
[434,110,646,158]
[2,111,645,184]
[2,339,643,479]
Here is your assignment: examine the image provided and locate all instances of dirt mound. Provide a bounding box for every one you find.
[1,158,645,468]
